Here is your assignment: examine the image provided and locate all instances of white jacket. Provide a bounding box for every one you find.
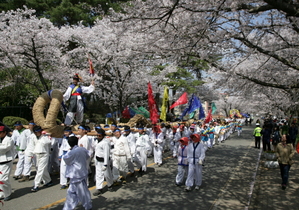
[0,135,15,163]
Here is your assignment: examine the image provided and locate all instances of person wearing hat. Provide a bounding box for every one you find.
[18,121,36,182]
[12,121,33,180]
[31,126,53,192]
[77,125,93,185]
[169,125,181,158]
[149,126,164,166]
[62,136,92,210]
[111,129,131,183]
[0,125,15,201]
[122,126,138,175]
[184,133,205,192]
[58,126,74,190]
[175,137,189,186]
[135,127,151,175]
[93,128,113,196]
[63,74,95,126]
[253,123,262,149]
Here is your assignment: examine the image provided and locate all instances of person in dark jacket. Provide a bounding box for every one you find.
[261,124,272,151]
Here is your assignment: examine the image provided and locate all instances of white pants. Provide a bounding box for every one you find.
[60,158,68,186]
[237,130,242,136]
[64,100,84,125]
[134,148,147,172]
[185,161,202,187]
[23,155,36,176]
[14,151,25,176]
[0,161,12,198]
[127,156,135,173]
[153,145,163,164]
[63,178,92,210]
[172,142,179,157]
[113,155,128,179]
[208,138,214,148]
[95,160,113,189]
[176,165,188,185]
[34,153,51,188]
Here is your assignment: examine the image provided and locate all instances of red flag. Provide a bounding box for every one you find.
[148,82,159,124]
[122,106,131,119]
[205,109,212,124]
[170,92,188,109]
[88,58,95,76]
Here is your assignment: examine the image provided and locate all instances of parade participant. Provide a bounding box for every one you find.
[185,133,205,192]
[19,121,36,182]
[63,74,95,126]
[164,124,172,152]
[288,123,298,147]
[77,125,93,167]
[175,137,189,186]
[214,122,221,145]
[31,126,53,192]
[261,124,272,151]
[187,124,197,138]
[169,125,181,158]
[206,123,215,149]
[135,127,151,175]
[13,121,33,180]
[62,136,92,210]
[237,121,243,136]
[149,126,164,166]
[201,125,209,149]
[58,127,74,190]
[0,126,15,201]
[11,121,26,179]
[122,126,137,174]
[112,129,131,183]
[276,135,295,190]
[93,128,113,196]
[253,123,262,149]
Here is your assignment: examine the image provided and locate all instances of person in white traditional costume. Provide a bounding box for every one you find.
[62,136,92,210]
[134,127,151,175]
[185,133,205,192]
[93,128,114,196]
[149,125,164,166]
[175,137,189,186]
[31,126,53,192]
[0,126,15,201]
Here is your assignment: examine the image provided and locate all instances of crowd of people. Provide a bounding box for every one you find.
[0,117,245,209]
[253,118,298,190]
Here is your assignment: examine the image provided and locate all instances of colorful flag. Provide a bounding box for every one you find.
[205,109,212,123]
[160,86,169,122]
[148,82,159,124]
[138,106,150,118]
[169,92,188,109]
[211,102,217,114]
[122,106,130,119]
[199,98,205,119]
[181,94,200,119]
[88,58,95,76]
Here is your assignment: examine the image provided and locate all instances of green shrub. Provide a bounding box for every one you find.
[2,116,29,129]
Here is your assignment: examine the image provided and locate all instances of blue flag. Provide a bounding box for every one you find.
[198,98,205,119]
[180,94,201,119]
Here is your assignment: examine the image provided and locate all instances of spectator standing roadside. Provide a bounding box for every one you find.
[276,134,295,190]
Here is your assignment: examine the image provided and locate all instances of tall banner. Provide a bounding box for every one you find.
[205,109,212,123]
[181,94,200,119]
[160,86,169,122]
[211,102,217,114]
[148,82,159,124]
[169,92,188,109]
[199,98,205,119]
[88,58,95,76]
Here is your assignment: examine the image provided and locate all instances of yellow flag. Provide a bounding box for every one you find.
[160,86,169,122]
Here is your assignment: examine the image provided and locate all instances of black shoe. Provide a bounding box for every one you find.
[31,187,39,192]
[44,181,53,187]
[3,196,11,201]
[282,184,286,190]
[93,189,102,196]
[107,186,113,192]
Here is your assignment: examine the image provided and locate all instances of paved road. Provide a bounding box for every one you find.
[2,126,276,210]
